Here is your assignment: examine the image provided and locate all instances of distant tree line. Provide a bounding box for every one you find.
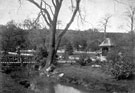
[0,20,135,54]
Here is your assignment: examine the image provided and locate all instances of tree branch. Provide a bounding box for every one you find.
[58,0,80,38]
[55,0,81,51]
[114,0,127,5]
[52,0,56,7]
[27,0,52,23]
[52,0,63,23]
[41,0,54,16]
[32,11,41,26]
[41,11,51,27]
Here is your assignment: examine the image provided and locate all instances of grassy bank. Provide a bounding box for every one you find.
[0,71,34,93]
[0,64,38,93]
[53,64,135,93]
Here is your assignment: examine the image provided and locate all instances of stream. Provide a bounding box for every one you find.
[30,82,88,93]
[55,84,88,93]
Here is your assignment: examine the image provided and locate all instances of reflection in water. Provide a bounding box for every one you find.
[40,83,55,93]
[54,84,87,93]
[31,82,55,93]
[31,83,87,93]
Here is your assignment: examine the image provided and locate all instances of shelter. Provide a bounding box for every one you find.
[99,38,114,56]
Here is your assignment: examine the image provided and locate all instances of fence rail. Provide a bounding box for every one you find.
[0,54,35,64]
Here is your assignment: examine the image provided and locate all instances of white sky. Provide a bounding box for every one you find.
[0,0,135,32]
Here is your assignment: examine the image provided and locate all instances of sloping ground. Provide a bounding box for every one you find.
[0,71,34,93]
[55,64,135,93]
[56,65,112,82]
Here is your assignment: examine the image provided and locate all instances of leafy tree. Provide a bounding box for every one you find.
[0,21,29,52]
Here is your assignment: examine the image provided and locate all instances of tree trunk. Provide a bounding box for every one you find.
[45,46,56,68]
[45,25,56,68]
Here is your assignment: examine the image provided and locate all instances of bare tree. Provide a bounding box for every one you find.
[20,0,81,68]
[100,14,112,39]
[114,0,135,64]
[22,18,41,30]
[125,6,135,63]
[126,6,135,32]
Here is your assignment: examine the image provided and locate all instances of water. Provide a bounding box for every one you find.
[54,84,88,93]
[31,83,88,93]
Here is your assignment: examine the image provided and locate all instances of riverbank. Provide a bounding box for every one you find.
[1,63,135,93]
[48,64,135,93]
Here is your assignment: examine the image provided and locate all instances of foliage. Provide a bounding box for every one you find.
[59,37,69,49]
[76,54,92,66]
[22,18,41,30]
[0,23,29,52]
[27,28,49,49]
[86,39,101,51]
[106,50,134,80]
[65,41,73,55]
[72,37,87,51]
[34,45,48,67]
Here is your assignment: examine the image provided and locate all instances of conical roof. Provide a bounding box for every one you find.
[99,38,114,47]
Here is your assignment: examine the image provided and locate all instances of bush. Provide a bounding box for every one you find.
[34,45,48,68]
[65,41,73,55]
[76,54,92,66]
[106,50,134,80]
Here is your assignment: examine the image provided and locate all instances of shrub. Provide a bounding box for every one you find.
[76,54,92,66]
[65,41,73,55]
[34,45,48,68]
[106,50,134,80]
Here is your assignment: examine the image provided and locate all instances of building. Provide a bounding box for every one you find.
[99,38,114,56]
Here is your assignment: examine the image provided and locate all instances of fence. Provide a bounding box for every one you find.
[0,54,35,64]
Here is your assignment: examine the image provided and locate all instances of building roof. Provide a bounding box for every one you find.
[99,38,114,47]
